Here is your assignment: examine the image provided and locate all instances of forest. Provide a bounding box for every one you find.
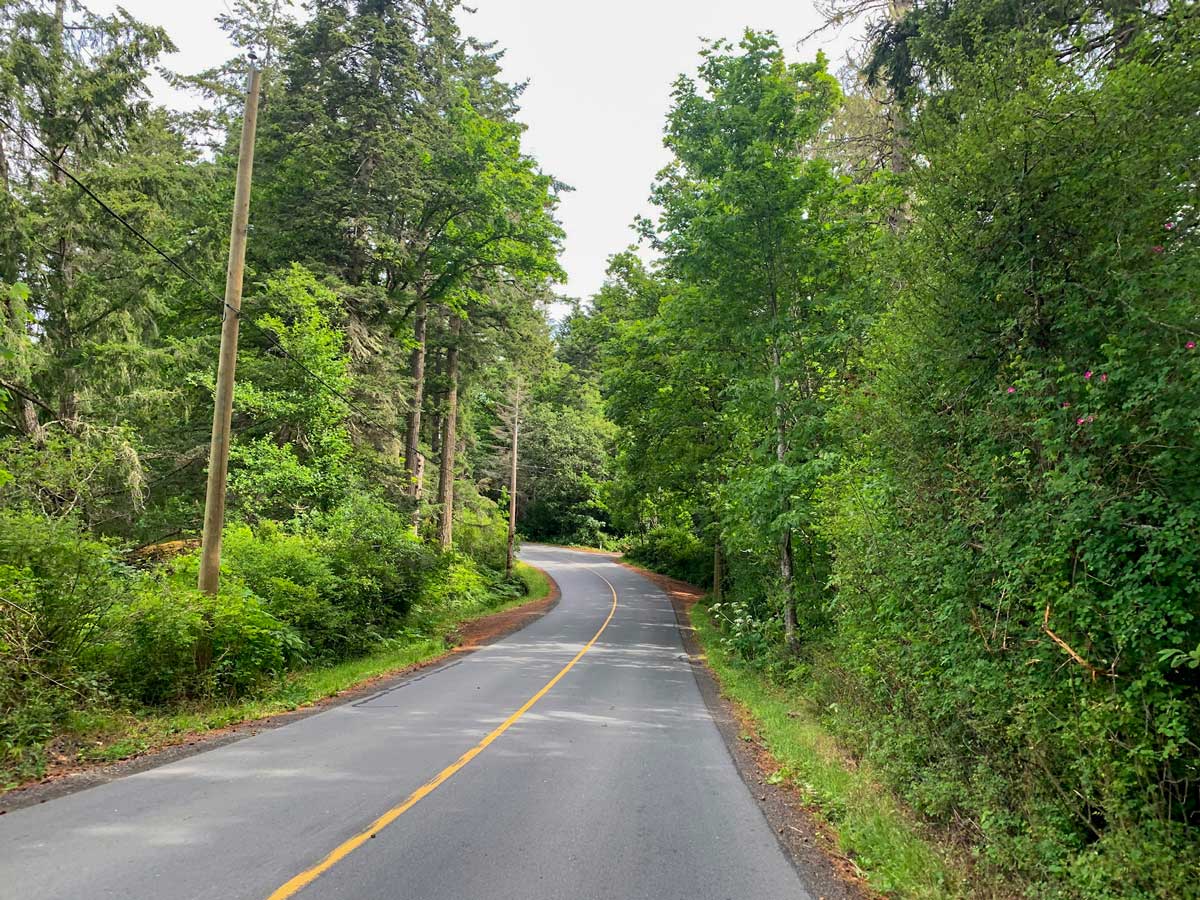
[2,0,1198,897]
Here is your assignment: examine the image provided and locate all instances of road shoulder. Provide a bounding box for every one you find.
[617,559,877,900]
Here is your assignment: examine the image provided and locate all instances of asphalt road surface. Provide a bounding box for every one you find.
[0,545,810,900]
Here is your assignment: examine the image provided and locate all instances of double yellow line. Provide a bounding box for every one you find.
[267,570,620,899]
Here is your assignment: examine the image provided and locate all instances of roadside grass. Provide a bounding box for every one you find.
[511,559,554,603]
[691,601,967,900]
[55,638,446,768]
[8,562,554,789]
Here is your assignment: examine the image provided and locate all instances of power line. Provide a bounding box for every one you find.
[0,115,407,443]
[0,115,224,306]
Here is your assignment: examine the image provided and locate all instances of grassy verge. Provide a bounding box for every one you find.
[53,638,447,770]
[8,562,554,789]
[509,559,554,603]
[691,601,967,899]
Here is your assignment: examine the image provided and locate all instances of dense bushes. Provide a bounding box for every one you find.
[623,524,711,587]
[0,511,130,672]
[99,580,300,705]
[217,524,353,661]
[221,497,443,660]
[590,7,1200,896]
[0,494,527,784]
[1,511,129,778]
[445,483,511,572]
[805,25,1200,891]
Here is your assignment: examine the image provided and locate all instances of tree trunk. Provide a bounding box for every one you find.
[430,406,443,462]
[884,0,913,230]
[1,375,48,444]
[780,529,797,651]
[771,324,798,653]
[428,347,446,466]
[403,295,428,526]
[712,536,723,601]
[436,316,461,550]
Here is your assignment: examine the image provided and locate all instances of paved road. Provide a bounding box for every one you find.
[0,545,808,900]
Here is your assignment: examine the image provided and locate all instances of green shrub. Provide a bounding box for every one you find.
[0,510,130,670]
[207,497,446,661]
[219,522,358,661]
[624,524,711,586]
[425,555,520,624]
[808,28,1200,893]
[309,495,439,628]
[98,575,299,704]
[707,597,781,665]
[451,483,509,571]
[0,559,85,784]
[0,677,70,785]
[0,512,126,781]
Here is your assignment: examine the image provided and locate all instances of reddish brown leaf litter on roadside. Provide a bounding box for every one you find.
[614,558,706,610]
[447,576,561,651]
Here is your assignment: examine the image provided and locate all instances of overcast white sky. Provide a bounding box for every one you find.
[92,1,859,303]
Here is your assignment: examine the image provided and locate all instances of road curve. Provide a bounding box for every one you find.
[0,545,809,900]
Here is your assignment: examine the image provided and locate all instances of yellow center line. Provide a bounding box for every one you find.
[266,568,620,900]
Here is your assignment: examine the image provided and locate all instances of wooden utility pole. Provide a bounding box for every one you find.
[198,61,262,595]
[505,384,522,576]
